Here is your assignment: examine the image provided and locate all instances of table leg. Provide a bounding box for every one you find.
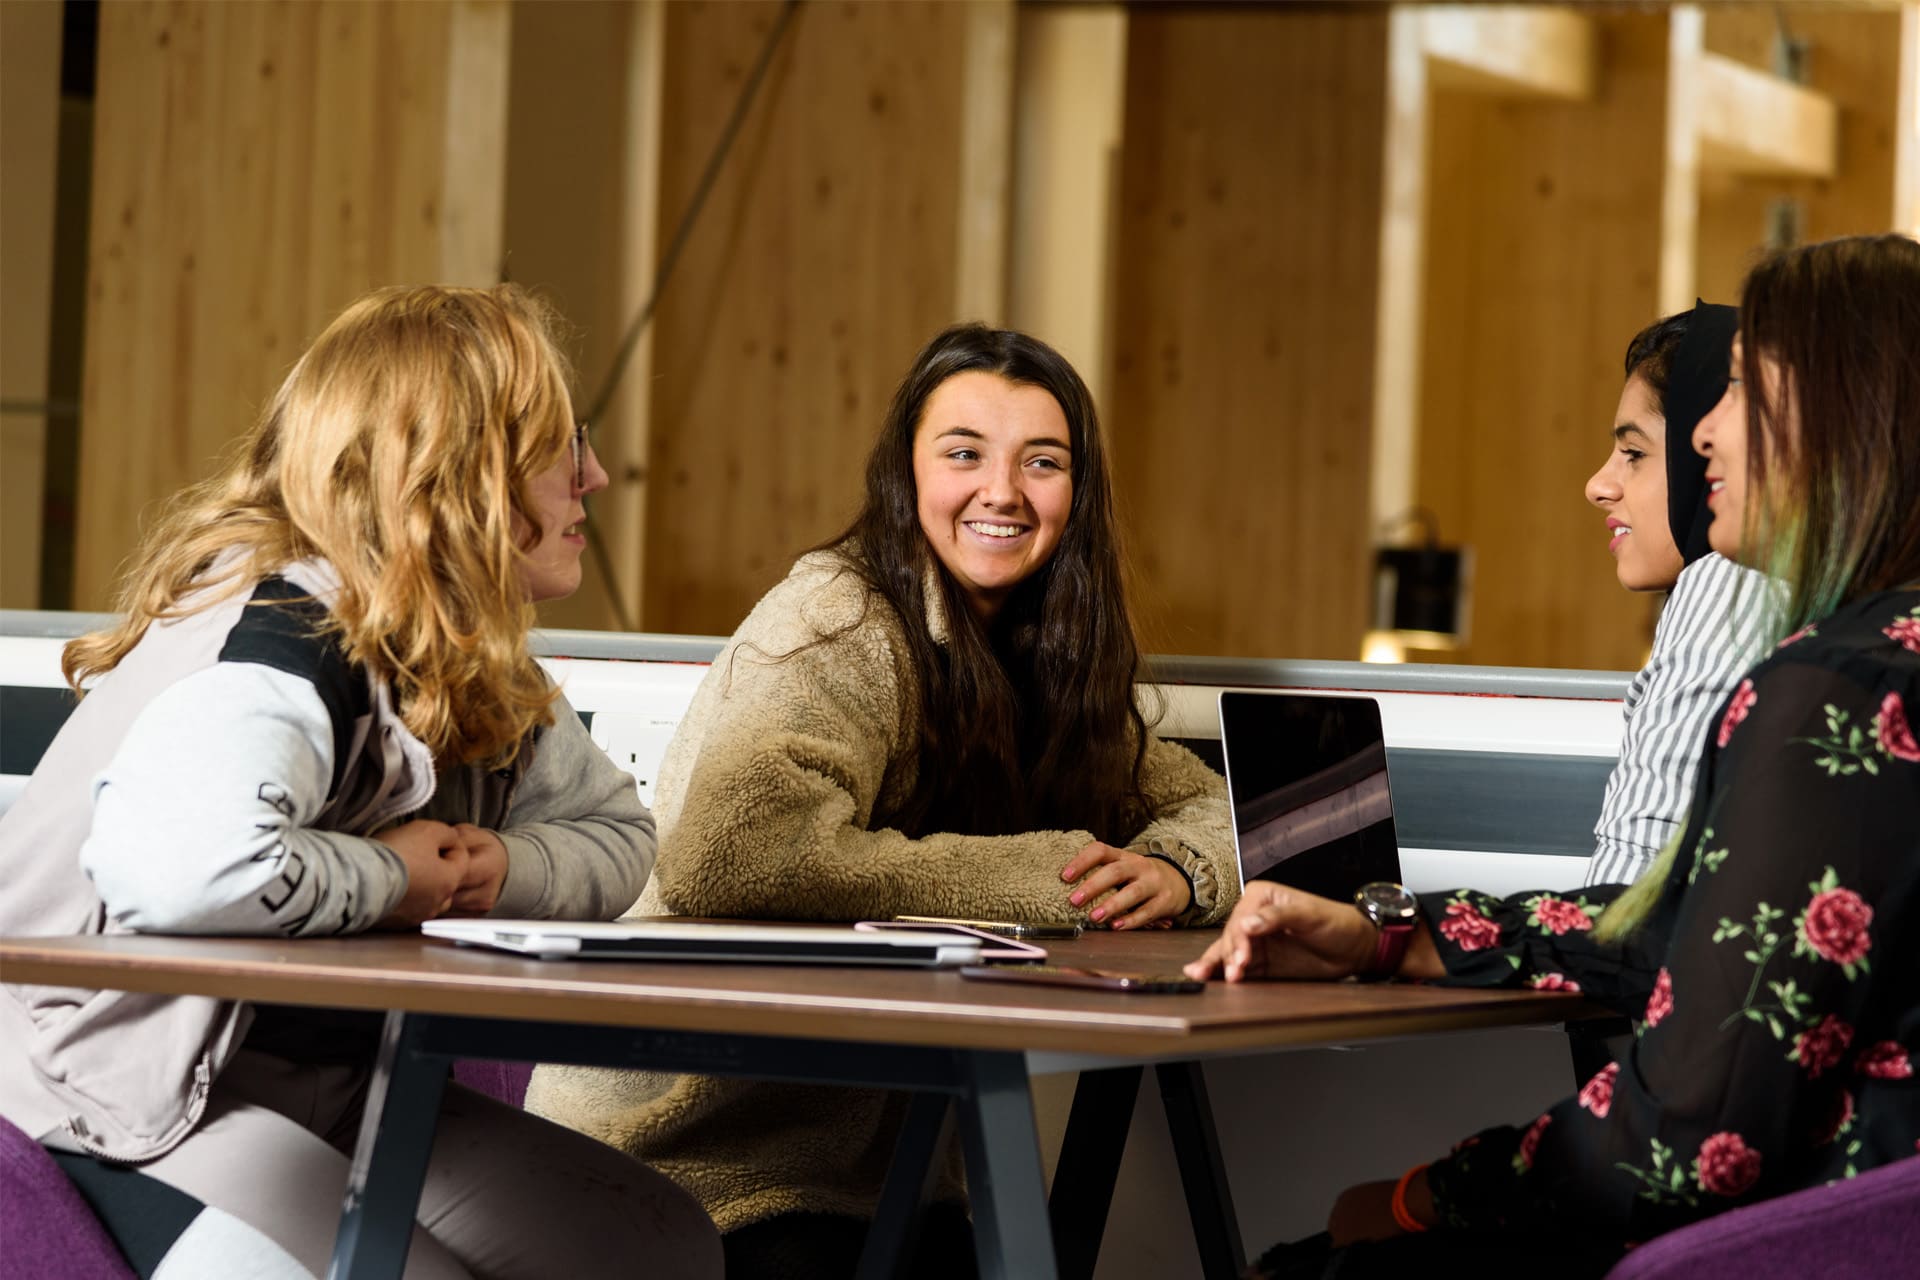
[855,1091,954,1280]
[955,1051,1057,1280]
[1048,1065,1144,1280]
[1155,1061,1244,1280]
[326,1012,450,1280]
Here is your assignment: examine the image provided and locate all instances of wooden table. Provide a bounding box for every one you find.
[0,929,1591,1280]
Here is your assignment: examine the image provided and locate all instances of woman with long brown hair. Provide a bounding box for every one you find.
[0,285,720,1278]
[1190,234,1920,1275]
[529,323,1238,1276]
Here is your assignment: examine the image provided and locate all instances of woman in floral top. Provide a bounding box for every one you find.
[1188,234,1920,1278]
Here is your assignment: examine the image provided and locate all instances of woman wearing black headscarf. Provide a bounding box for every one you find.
[1581,301,1770,884]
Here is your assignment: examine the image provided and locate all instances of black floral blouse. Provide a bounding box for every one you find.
[1419,588,1920,1244]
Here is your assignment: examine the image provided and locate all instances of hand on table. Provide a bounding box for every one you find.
[371,819,469,927]
[1059,841,1187,930]
[1182,881,1443,983]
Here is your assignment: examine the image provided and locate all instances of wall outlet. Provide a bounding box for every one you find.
[589,712,680,807]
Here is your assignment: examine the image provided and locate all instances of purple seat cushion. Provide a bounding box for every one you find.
[1606,1154,1920,1280]
[452,1058,535,1109]
[0,1113,135,1280]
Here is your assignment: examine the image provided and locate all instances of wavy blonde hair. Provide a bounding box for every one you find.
[64,284,578,766]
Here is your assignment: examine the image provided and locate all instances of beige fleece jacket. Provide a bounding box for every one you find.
[526,551,1236,1232]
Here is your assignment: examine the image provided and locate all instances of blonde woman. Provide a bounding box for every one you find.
[0,286,720,1278]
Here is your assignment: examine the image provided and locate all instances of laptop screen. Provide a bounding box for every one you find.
[1217,691,1402,900]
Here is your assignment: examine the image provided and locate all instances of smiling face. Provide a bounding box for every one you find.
[518,407,609,603]
[911,371,1074,621]
[1692,338,1788,566]
[1585,373,1686,591]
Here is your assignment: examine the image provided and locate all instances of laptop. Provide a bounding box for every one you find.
[422,918,984,967]
[1216,691,1403,900]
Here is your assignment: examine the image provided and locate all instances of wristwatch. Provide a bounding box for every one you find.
[1353,881,1419,979]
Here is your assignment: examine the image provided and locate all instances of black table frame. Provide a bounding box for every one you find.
[326,1011,1247,1280]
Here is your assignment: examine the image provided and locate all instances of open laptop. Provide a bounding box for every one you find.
[422,918,984,967]
[1217,691,1403,900]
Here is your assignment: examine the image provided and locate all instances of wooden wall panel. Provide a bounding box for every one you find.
[642,0,969,636]
[75,0,507,609]
[1108,8,1388,661]
[1,0,63,608]
[1695,3,1911,304]
[1415,12,1673,673]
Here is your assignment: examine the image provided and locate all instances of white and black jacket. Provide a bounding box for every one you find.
[0,559,653,1161]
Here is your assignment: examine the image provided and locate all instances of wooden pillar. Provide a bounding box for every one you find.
[1007,2,1128,410]
[74,0,510,609]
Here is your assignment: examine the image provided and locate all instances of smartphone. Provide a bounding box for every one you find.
[959,964,1203,994]
[894,915,1082,940]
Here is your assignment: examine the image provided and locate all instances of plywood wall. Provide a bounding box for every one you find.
[1107,7,1389,661]
[74,0,508,609]
[1695,3,1913,303]
[0,0,63,609]
[1415,12,1674,673]
[640,0,972,636]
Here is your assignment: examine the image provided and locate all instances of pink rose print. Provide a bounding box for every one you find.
[1777,625,1816,649]
[1644,967,1674,1028]
[1801,887,1874,968]
[1884,616,1920,654]
[1530,972,1581,993]
[1856,1041,1914,1079]
[1792,1015,1854,1079]
[1438,900,1502,952]
[1819,1090,1854,1145]
[1578,1062,1619,1118]
[1695,1132,1762,1197]
[1717,679,1757,748]
[1515,1113,1551,1172]
[1533,897,1595,935]
[1874,691,1920,763]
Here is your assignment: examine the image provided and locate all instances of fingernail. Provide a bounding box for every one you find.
[1070,892,1084,905]
[1091,908,1105,921]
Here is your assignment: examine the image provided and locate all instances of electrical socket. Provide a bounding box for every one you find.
[589,711,681,807]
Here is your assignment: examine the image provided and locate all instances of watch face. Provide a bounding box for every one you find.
[1356,881,1418,923]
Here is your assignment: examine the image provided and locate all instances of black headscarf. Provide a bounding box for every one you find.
[1664,300,1740,565]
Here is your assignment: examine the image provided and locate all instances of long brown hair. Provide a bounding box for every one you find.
[821,324,1151,843]
[1596,234,1920,942]
[64,284,578,766]
[1737,233,1920,631]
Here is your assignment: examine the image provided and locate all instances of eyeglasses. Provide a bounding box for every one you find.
[569,420,591,492]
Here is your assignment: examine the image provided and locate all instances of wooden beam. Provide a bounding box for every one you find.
[1371,8,1430,539]
[1899,1,1919,235]
[1659,6,1705,318]
[1695,50,1838,179]
[955,0,1015,324]
[1421,5,1595,101]
[1007,1,1127,405]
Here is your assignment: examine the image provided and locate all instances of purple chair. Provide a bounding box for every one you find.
[452,1058,536,1109]
[0,1113,135,1280]
[1605,1154,1920,1280]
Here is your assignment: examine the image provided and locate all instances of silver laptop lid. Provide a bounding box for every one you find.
[422,919,983,967]
[1217,691,1403,897]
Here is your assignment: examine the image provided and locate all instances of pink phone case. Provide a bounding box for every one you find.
[853,920,1048,962]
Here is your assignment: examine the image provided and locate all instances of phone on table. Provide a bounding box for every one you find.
[958,964,1203,994]
[894,914,1082,940]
